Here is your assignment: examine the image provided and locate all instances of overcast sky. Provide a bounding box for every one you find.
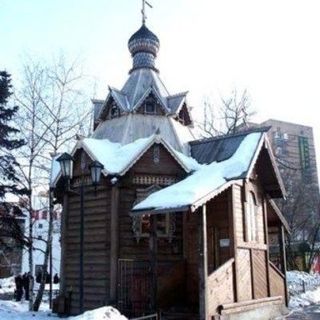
[1,0,320,172]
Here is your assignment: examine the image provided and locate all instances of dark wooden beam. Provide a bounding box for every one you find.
[110,184,120,302]
[263,197,271,297]
[60,194,68,295]
[229,185,238,302]
[280,225,289,306]
[149,214,158,311]
[198,205,208,320]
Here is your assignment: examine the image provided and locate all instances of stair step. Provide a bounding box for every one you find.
[161,312,198,320]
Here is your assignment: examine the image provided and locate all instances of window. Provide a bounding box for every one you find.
[110,104,119,118]
[153,145,160,164]
[38,235,42,240]
[145,101,156,114]
[138,214,170,237]
[132,185,175,242]
[38,223,43,229]
[246,192,257,242]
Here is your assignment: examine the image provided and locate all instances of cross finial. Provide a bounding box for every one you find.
[142,0,153,25]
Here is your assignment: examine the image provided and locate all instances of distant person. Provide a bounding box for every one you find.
[22,273,31,300]
[14,274,23,301]
[53,273,60,284]
[36,271,42,284]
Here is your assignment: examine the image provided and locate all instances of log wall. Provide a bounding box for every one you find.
[64,183,111,315]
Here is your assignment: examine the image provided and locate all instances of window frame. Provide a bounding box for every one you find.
[245,191,258,242]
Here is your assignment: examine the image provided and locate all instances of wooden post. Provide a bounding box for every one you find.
[110,184,120,303]
[149,214,158,311]
[198,205,208,320]
[229,185,238,302]
[262,198,271,297]
[279,225,289,306]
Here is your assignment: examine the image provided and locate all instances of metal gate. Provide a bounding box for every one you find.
[117,259,152,317]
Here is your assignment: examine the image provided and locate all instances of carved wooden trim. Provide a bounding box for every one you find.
[132,175,177,186]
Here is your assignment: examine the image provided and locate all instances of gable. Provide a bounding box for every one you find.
[254,145,285,198]
[134,90,168,115]
[130,143,187,177]
[176,104,192,126]
[136,94,166,116]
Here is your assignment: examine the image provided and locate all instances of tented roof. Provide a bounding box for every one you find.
[96,69,189,119]
[92,114,195,154]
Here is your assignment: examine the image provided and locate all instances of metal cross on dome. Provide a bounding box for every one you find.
[142,0,153,25]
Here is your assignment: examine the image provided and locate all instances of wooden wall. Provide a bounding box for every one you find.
[61,142,188,315]
[206,179,281,318]
[64,183,111,315]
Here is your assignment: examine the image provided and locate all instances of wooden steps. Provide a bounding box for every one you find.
[160,312,198,320]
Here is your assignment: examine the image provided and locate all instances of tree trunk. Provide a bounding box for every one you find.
[33,190,53,311]
[28,190,34,311]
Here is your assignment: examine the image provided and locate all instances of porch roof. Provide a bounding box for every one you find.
[132,132,265,214]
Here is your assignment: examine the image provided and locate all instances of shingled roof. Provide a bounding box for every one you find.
[190,127,272,165]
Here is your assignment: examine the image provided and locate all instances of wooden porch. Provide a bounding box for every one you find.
[124,184,288,319]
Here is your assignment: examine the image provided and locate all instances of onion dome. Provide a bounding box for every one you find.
[128,24,160,73]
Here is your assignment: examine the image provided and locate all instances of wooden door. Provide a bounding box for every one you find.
[208,227,219,274]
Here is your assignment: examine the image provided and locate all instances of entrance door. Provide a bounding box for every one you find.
[117,259,151,317]
[208,227,219,274]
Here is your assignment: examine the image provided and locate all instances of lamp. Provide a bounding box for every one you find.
[89,161,104,186]
[57,153,74,179]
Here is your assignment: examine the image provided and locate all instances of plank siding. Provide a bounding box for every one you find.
[63,173,111,314]
[237,248,252,301]
[252,249,268,299]
[207,259,235,316]
[269,263,286,298]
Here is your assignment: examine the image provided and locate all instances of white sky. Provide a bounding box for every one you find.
[1,0,320,172]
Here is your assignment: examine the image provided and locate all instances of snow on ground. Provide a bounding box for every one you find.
[0,300,52,319]
[0,300,128,320]
[70,306,127,320]
[288,271,320,309]
[0,276,15,294]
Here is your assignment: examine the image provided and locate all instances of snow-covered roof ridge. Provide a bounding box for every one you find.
[132,132,265,213]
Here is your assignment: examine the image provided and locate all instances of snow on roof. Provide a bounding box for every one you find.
[82,135,155,175]
[50,134,200,186]
[132,132,264,213]
[82,134,199,175]
[50,154,61,188]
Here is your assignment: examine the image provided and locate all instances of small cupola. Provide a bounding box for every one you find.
[128,24,160,73]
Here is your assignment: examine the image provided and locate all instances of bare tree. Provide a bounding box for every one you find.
[13,55,91,310]
[275,164,320,271]
[199,89,255,137]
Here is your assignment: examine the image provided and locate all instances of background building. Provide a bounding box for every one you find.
[261,119,319,188]
[246,119,320,270]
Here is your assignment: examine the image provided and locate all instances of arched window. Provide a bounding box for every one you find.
[246,191,257,242]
